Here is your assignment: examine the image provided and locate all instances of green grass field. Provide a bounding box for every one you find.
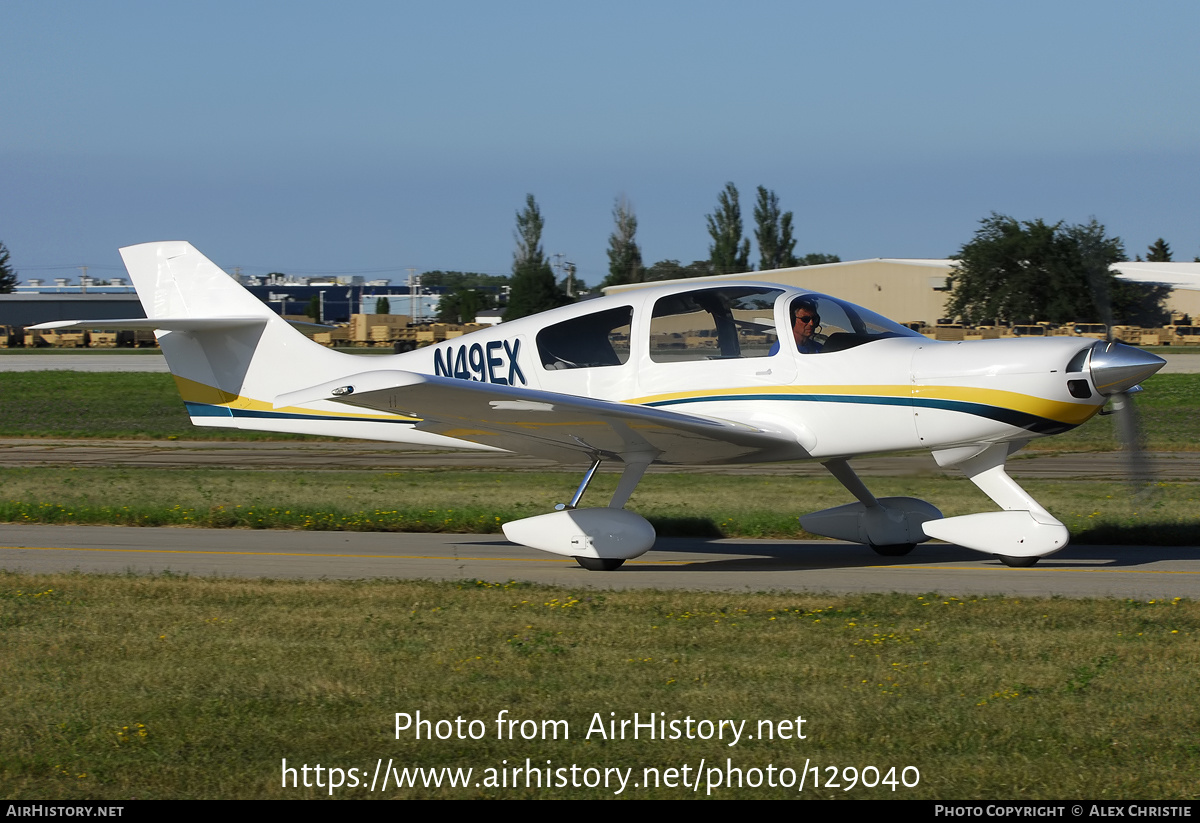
[3,573,1197,799]
[0,373,317,440]
[0,467,1196,544]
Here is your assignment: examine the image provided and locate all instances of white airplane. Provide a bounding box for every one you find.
[34,241,1166,570]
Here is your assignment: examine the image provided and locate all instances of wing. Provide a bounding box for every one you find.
[276,370,807,465]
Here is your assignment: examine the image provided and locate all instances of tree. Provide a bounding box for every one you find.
[706,182,750,275]
[946,213,1166,326]
[420,270,509,289]
[753,186,799,270]
[0,241,16,293]
[503,195,565,321]
[304,295,321,322]
[1146,238,1173,262]
[437,288,481,323]
[947,214,1094,324]
[602,197,644,287]
[375,296,390,315]
[642,259,715,282]
[798,252,841,266]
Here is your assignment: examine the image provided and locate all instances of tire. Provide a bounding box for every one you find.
[573,556,625,571]
[996,554,1040,568]
[870,543,916,557]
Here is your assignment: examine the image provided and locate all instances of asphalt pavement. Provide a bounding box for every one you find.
[2,524,1197,599]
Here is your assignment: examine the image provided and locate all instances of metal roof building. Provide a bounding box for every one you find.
[606,259,1200,325]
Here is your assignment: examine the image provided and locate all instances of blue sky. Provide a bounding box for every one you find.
[3,0,1197,286]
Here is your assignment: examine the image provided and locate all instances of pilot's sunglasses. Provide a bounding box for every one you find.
[796,315,817,324]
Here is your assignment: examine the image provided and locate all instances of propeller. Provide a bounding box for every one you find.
[1078,230,1165,489]
[1090,341,1163,485]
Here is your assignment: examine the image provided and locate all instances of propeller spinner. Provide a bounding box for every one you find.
[1088,341,1166,396]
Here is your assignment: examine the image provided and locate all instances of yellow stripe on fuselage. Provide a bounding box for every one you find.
[625,384,1100,427]
[910,385,1099,426]
[172,375,420,422]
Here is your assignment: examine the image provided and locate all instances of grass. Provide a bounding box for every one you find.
[1038,372,1200,452]
[0,467,1196,544]
[0,371,1197,450]
[2,573,1196,799]
[0,373,320,440]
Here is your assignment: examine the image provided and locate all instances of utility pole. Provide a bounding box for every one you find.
[407,267,418,323]
[563,261,576,298]
[78,265,88,294]
[552,253,575,297]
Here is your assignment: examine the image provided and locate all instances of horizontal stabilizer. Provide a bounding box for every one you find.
[30,317,268,332]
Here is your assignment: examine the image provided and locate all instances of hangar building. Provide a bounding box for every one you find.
[605,258,1200,325]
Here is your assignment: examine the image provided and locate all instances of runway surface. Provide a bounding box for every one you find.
[0,353,173,372]
[2,524,1197,599]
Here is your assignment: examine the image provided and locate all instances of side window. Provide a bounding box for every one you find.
[649,287,782,363]
[537,306,633,370]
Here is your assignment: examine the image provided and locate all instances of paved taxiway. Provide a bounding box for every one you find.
[0,353,173,372]
[2,524,1197,599]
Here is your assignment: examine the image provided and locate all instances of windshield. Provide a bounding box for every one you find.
[784,293,924,354]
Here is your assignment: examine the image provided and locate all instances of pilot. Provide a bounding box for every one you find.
[790,298,822,354]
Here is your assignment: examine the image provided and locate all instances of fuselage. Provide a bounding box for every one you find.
[390,282,1107,461]
[164,275,1112,462]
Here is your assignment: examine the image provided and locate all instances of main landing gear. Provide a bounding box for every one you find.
[800,458,942,555]
[501,455,657,571]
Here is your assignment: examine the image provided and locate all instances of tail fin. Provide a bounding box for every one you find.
[117,241,348,425]
[120,241,277,323]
